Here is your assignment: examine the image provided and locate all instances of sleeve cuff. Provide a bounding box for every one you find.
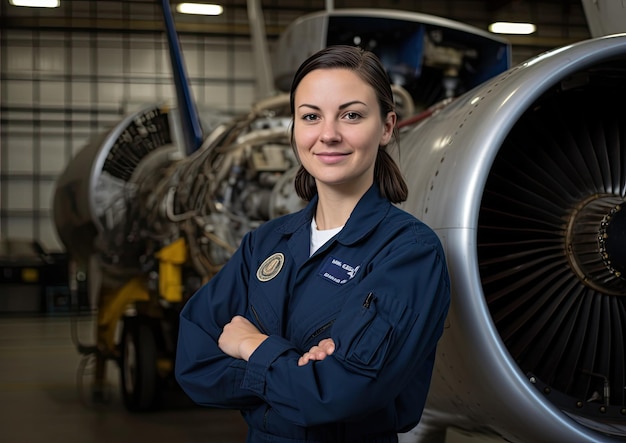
[241,334,295,394]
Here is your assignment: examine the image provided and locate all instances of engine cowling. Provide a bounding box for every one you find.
[398,34,626,442]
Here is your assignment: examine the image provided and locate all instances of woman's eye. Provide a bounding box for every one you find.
[302,114,319,122]
[344,112,361,120]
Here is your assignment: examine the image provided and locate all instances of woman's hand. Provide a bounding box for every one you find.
[218,315,268,361]
[298,338,336,366]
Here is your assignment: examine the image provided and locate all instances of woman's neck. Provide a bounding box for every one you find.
[314,182,371,230]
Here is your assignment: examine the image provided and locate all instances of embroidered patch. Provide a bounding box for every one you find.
[319,256,361,285]
[257,253,285,282]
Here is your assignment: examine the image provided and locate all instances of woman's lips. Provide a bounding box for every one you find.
[315,152,349,164]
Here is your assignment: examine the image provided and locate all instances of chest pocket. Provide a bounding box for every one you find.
[332,292,396,378]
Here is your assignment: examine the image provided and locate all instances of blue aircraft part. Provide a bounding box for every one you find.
[160,0,204,155]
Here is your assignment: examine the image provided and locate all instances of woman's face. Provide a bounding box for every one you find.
[293,68,396,194]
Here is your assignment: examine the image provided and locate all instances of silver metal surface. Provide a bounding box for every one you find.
[398,33,626,442]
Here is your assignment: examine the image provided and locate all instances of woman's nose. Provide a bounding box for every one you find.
[319,120,341,144]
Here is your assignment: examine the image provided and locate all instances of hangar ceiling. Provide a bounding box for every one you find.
[0,0,591,53]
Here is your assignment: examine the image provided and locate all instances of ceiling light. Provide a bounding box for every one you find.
[176,3,223,16]
[489,22,536,35]
[9,0,59,7]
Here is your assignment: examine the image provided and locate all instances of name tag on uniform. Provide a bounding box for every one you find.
[319,256,360,285]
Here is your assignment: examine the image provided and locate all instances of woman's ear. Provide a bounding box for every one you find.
[380,111,397,145]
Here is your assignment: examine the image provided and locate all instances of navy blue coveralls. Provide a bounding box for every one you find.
[175,185,451,443]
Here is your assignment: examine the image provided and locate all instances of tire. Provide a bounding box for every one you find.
[119,317,161,412]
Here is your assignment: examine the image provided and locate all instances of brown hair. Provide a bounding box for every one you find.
[289,45,408,203]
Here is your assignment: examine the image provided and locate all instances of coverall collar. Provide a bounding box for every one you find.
[277,184,392,246]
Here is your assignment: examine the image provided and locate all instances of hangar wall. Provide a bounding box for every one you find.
[1,28,258,252]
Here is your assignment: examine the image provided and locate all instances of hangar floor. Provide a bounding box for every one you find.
[0,314,248,443]
[0,314,499,443]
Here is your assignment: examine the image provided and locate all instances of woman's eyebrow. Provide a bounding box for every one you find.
[297,103,320,110]
[297,100,367,111]
[339,100,367,109]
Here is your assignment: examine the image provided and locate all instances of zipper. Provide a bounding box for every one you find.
[249,304,269,335]
[363,292,375,309]
[308,319,335,342]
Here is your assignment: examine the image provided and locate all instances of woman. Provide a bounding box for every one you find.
[175,45,450,443]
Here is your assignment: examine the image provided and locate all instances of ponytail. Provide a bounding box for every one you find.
[294,165,317,202]
[374,148,408,203]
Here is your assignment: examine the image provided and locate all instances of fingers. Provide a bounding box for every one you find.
[297,338,336,366]
[318,338,335,354]
[297,348,320,366]
[297,350,323,366]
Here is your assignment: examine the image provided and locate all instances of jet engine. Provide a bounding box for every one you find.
[397,34,626,442]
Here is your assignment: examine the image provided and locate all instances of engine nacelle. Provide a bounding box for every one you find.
[398,34,626,442]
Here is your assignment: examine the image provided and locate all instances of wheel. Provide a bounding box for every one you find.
[119,317,161,411]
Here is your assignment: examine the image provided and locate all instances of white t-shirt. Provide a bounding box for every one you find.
[310,217,343,256]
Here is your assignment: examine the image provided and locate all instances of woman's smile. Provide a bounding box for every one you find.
[315,151,350,164]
